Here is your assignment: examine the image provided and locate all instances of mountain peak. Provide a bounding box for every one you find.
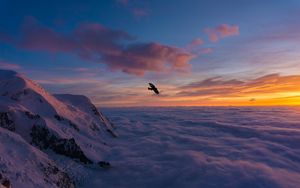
[0,69,18,79]
[0,69,117,188]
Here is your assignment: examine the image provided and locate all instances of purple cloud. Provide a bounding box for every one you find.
[132,8,149,17]
[2,17,194,76]
[186,38,204,50]
[205,24,239,42]
[116,0,149,18]
[18,17,76,52]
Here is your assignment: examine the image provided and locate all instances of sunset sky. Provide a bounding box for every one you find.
[1,0,300,106]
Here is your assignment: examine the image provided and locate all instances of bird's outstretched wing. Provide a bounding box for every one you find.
[149,83,155,88]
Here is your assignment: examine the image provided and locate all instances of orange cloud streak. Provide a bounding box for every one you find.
[165,74,300,106]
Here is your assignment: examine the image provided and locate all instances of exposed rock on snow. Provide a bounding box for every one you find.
[30,124,92,164]
[0,127,76,188]
[97,161,111,169]
[55,94,117,137]
[54,114,80,131]
[0,173,11,188]
[24,111,40,120]
[42,163,75,188]
[0,112,15,131]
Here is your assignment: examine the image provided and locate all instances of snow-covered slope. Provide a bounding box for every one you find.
[0,70,117,188]
[0,127,75,188]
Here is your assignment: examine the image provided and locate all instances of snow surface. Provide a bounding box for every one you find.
[82,107,300,188]
[0,127,73,188]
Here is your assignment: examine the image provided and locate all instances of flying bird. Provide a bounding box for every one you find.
[148,83,159,95]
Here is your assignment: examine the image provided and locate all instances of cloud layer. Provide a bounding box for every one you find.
[96,107,300,187]
[2,17,194,76]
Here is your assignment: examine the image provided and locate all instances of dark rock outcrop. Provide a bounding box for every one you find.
[31,125,56,149]
[42,163,75,188]
[54,115,79,132]
[90,123,100,132]
[54,114,64,121]
[91,105,117,137]
[0,112,15,131]
[25,111,40,120]
[10,89,30,101]
[98,161,111,169]
[106,129,117,138]
[91,105,100,116]
[31,125,91,164]
[67,121,79,132]
[0,173,11,188]
[1,178,11,188]
[52,138,92,164]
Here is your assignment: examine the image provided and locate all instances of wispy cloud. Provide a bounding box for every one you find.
[116,0,149,18]
[186,38,204,50]
[0,60,21,70]
[205,24,239,42]
[175,74,300,105]
[200,48,212,54]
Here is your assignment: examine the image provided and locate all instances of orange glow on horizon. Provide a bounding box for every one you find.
[95,74,300,107]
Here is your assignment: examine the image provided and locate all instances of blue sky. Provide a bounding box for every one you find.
[1,0,300,106]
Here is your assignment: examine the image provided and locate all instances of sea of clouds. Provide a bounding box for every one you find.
[83,107,300,188]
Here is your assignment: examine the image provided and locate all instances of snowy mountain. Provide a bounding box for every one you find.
[0,70,117,188]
